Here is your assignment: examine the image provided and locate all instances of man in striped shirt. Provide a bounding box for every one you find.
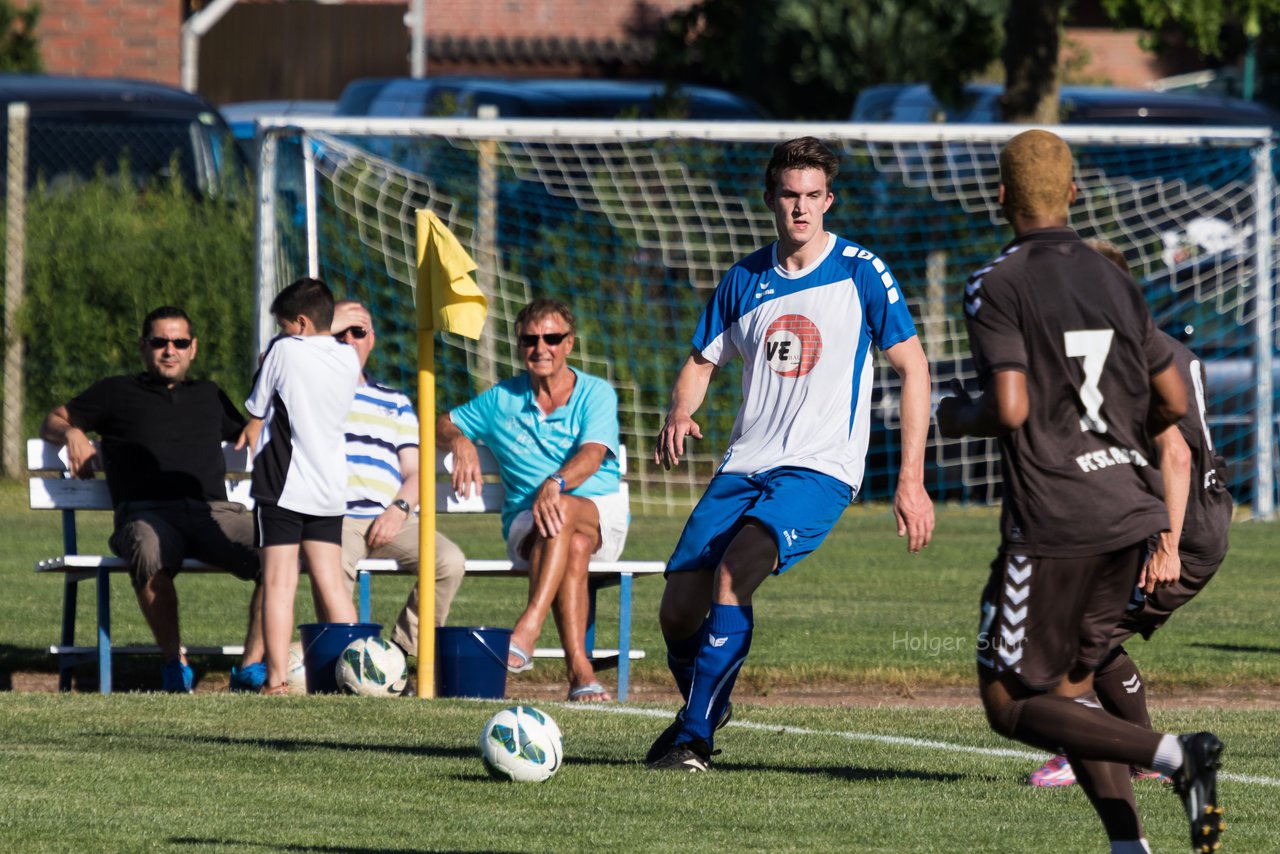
[334,301,466,654]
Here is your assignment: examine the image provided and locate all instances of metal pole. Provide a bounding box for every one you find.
[3,102,26,480]
[303,135,319,279]
[475,104,499,386]
[1252,141,1275,518]
[254,130,280,357]
[410,0,426,78]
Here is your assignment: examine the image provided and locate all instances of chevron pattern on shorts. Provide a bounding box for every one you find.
[999,554,1031,671]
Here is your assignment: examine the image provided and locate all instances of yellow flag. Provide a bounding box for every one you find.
[415,209,488,339]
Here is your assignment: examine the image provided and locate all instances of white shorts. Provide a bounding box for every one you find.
[505,488,630,570]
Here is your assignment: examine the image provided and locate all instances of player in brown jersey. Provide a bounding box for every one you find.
[937,130,1225,854]
[1028,241,1234,791]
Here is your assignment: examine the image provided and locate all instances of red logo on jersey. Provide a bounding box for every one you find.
[764,314,822,377]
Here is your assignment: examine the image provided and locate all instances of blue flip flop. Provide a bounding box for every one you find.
[507,643,534,674]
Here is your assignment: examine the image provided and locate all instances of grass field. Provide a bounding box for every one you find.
[1,479,1278,851]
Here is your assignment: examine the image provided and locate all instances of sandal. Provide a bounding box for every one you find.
[507,643,534,674]
[567,681,612,702]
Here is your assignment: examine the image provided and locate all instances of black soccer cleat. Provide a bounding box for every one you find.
[644,701,733,766]
[1172,732,1225,853]
[648,738,715,773]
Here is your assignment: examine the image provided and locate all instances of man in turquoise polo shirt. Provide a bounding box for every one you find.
[437,298,628,702]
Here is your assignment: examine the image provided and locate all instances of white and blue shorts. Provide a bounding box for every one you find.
[666,467,852,576]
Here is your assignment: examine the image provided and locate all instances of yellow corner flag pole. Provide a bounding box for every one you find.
[414,209,487,699]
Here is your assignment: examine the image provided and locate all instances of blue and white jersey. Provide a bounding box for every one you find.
[693,232,918,492]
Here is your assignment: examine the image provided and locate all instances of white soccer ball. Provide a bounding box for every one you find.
[479,706,563,782]
[335,636,408,697]
[286,641,308,695]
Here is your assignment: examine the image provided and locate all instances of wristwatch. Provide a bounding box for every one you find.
[547,473,566,491]
[391,498,412,515]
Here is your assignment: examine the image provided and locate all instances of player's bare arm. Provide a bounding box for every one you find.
[530,442,608,539]
[1141,424,1190,593]
[436,413,483,498]
[884,337,935,552]
[656,351,716,470]
[936,370,1029,439]
[1147,362,1188,435]
[40,405,98,479]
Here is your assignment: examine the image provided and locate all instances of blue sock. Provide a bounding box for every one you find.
[665,620,708,703]
[679,603,753,748]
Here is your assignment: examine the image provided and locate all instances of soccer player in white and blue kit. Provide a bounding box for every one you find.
[647,137,935,771]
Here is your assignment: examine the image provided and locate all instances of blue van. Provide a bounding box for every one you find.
[337,76,768,120]
[851,82,1279,126]
[0,74,248,197]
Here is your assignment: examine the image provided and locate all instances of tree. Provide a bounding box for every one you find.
[1100,0,1280,59]
[1003,0,1280,123]
[1001,0,1066,123]
[0,1,40,72]
[652,0,1005,120]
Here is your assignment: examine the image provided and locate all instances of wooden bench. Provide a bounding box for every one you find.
[418,443,664,701]
[30,439,663,700]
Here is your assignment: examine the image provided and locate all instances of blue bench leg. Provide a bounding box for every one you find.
[584,579,598,655]
[58,575,79,692]
[617,574,633,702]
[97,568,112,695]
[357,570,371,623]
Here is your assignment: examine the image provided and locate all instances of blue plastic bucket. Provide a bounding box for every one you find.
[298,622,382,694]
[436,626,512,699]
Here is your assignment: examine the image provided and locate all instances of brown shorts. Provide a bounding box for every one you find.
[1111,557,1222,647]
[110,499,258,588]
[976,544,1146,691]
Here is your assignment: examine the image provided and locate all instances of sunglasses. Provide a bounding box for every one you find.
[518,332,570,347]
[334,327,369,340]
[146,337,193,350]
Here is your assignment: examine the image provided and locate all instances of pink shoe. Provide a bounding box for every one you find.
[1028,754,1076,787]
[1131,766,1171,783]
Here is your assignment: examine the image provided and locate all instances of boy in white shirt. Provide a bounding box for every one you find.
[239,277,361,694]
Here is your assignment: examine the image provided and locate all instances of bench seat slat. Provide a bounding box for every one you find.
[36,556,399,573]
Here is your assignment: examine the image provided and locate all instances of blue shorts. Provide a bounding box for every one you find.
[666,467,852,576]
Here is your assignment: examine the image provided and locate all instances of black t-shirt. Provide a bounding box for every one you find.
[963,228,1174,557]
[1152,335,1233,564]
[65,373,246,506]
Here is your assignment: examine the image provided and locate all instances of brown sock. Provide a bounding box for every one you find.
[1069,756,1143,841]
[1006,692,1163,767]
[1094,647,1152,729]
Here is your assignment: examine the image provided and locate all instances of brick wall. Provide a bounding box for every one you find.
[40,0,182,86]
[421,0,694,40]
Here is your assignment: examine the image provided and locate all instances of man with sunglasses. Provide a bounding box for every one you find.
[40,306,263,693]
[438,298,628,702]
[330,300,467,656]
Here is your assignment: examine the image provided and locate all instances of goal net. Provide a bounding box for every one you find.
[253,119,1276,516]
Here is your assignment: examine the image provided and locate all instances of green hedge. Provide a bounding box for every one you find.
[11,175,255,438]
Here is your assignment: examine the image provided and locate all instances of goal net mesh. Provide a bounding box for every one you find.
[258,123,1274,513]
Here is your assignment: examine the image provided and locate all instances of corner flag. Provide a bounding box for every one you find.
[414,209,488,698]
[415,209,487,339]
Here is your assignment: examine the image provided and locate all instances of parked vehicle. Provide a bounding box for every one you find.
[221,100,337,142]
[0,74,248,197]
[336,76,768,120]
[851,82,1279,126]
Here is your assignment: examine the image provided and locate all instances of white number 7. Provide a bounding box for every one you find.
[1064,329,1114,433]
